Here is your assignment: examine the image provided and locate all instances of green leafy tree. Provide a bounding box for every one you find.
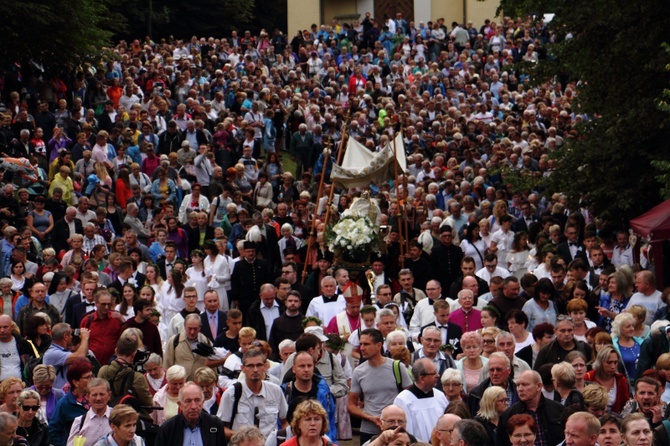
[498,0,670,223]
[0,0,124,73]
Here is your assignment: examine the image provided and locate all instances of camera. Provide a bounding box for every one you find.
[132,350,151,373]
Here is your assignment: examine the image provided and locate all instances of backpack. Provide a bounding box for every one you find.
[22,340,63,387]
[109,366,142,412]
[224,382,244,428]
[392,359,403,393]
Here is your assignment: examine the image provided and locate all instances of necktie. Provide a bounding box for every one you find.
[210,314,217,339]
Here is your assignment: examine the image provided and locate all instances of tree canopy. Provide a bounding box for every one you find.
[0,0,121,73]
[499,0,670,224]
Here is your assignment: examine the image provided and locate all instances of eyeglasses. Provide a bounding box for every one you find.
[482,339,495,344]
[22,405,40,412]
[382,419,406,426]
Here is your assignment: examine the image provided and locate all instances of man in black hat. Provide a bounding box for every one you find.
[430,225,464,292]
[230,241,273,320]
[305,249,334,298]
[358,252,399,303]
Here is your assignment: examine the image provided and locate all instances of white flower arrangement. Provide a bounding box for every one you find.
[326,215,380,253]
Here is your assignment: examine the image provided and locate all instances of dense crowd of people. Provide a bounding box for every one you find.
[0,10,664,446]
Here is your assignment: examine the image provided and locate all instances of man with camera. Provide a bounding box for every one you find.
[43,323,91,389]
[97,332,154,422]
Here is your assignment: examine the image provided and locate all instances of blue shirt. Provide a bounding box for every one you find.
[43,343,71,389]
[182,418,204,446]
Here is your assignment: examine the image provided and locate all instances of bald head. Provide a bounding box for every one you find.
[436,414,462,446]
[380,405,406,430]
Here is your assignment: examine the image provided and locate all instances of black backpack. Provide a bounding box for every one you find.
[110,366,142,412]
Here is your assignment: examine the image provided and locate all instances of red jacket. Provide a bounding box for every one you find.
[584,369,630,413]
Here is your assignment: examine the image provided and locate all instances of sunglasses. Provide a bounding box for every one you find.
[22,405,40,412]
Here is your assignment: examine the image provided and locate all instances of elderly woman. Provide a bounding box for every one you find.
[0,377,25,415]
[456,331,489,394]
[93,405,145,446]
[16,389,49,446]
[279,399,334,446]
[143,353,166,396]
[29,365,64,423]
[620,413,652,446]
[611,312,644,382]
[194,366,223,416]
[151,365,186,426]
[598,271,631,332]
[480,327,501,358]
[584,346,630,413]
[551,362,584,407]
[506,414,537,446]
[475,386,508,446]
[441,369,466,406]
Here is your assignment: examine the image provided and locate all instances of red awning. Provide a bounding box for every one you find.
[630,200,670,241]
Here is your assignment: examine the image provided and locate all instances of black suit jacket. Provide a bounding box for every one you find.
[511,216,538,233]
[200,310,228,342]
[556,241,588,264]
[230,258,273,313]
[72,300,97,329]
[419,321,463,356]
[51,218,83,254]
[109,274,147,295]
[157,257,180,281]
[247,299,286,342]
[64,292,85,327]
[155,412,226,446]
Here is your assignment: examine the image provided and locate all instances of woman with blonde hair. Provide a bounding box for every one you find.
[583,345,629,412]
[0,377,25,414]
[488,199,510,233]
[474,386,507,445]
[16,389,48,446]
[611,311,643,382]
[281,399,335,446]
[551,362,584,407]
[627,305,650,338]
[456,331,488,394]
[480,327,501,358]
[582,384,608,418]
[28,365,63,422]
